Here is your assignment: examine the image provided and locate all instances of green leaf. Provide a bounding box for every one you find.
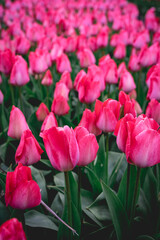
[84,166,102,195]
[25,210,58,231]
[0,201,10,225]
[88,193,111,222]
[0,142,8,162]
[101,180,129,240]
[30,166,48,203]
[40,159,53,168]
[95,134,106,180]
[136,235,155,240]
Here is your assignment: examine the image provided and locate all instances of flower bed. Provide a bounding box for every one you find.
[0,0,160,239]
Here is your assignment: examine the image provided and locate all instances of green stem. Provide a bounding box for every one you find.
[107,84,111,98]
[130,167,141,221]
[104,133,109,184]
[137,70,141,103]
[46,86,49,109]
[64,171,72,234]
[126,163,131,213]
[78,166,82,218]
[18,86,23,111]
[10,85,15,106]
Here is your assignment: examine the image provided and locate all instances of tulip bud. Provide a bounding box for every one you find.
[8,106,29,139]
[36,103,49,121]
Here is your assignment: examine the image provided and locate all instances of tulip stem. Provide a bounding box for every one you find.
[105,133,109,184]
[10,84,15,106]
[130,167,141,221]
[126,163,131,213]
[78,166,82,218]
[64,171,72,235]
[18,86,23,111]
[46,86,49,109]
[41,200,78,236]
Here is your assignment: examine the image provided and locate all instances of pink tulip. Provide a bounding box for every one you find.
[59,71,73,90]
[15,129,43,166]
[119,70,136,93]
[26,23,45,42]
[146,99,160,124]
[0,218,27,240]
[79,109,102,136]
[51,96,70,116]
[74,126,99,166]
[36,103,49,122]
[41,70,53,86]
[0,49,14,75]
[77,74,101,104]
[147,75,160,101]
[115,114,160,167]
[8,106,29,139]
[40,126,79,171]
[87,64,105,92]
[9,56,30,86]
[56,53,72,73]
[95,99,121,132]
[77,48,96,68]
[41,112,58,132]
[15,36,31,55]
[65,35,77,53]
[54,82,69,101]
[50,42,63,62]
[114,43,126,59]
[74,69,86,90]
[29,49,49,74]
[5,163,41,209]
[128,48,141,72]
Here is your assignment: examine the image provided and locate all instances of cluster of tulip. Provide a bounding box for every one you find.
[0,0,160,239]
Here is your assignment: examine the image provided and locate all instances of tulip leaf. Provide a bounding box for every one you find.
[0,142,8,162]
[87,192,111,222]
[30,166,48,203]
[95,134,106,180]
[84,166,102,195]
[25,210,58,231]
[0,201,10,225]
[136,236,155,240]
[101,180,129,240]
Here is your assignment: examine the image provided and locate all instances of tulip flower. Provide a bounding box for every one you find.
[40,126,79,171]
[59,71,73,90]
[56,53,72,73]
[8,106,29,139]
[51,95,70,116]
[41,112,58,132]
[0,48,14,75]
[77,48,96,68]
[95,99,121,133]
[74,126,99,166]
[9,56,30,86]
[0,218,27,240]
[5,163,41,209]
[146,99,160,124]
[114,114,160,167]
[41,70,53,86]
[15,129,43,166]
[113,43,126,59]
[79,109,102,136]
[74,69,86,91]
[36,103,49,121]
[119,70,136,93]
[29,49,49,74]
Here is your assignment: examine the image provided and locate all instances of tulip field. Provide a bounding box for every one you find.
[1,0,160,239]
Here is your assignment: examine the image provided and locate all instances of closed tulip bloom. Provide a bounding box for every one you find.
[74,70,86,90]
[146,99,160,124]
[79,109,102,136]
[146,64,160,87]
[0,48,14,75]
[147,76,160,101]
[74,126,99,166]
[29,49,48,74]
[50,42,63,62]
[113,43,126,59]
[40,126,79,171]
[114,113,135,153]
[9,56,30,86]
[95,99,121,132]
[87,64,105,92]
[5,163,41,209]
[15,129,43,166]
[126,115,160,167]
[36,103,49,122]
[41,70,53,86]
[119,70,136,93]
[0,218,27,240]
[51,96,70,116]
[119,91,137,117]
[8,106,29,139]
[128,48,141,72]
[77,48,96,68]
[41,112,58,132]
[65,35,77,53]
[56,53,72,73]
[77,74,101,104]
[54,82,69,101]
[15,36,31,55]
[59,71,73,90]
